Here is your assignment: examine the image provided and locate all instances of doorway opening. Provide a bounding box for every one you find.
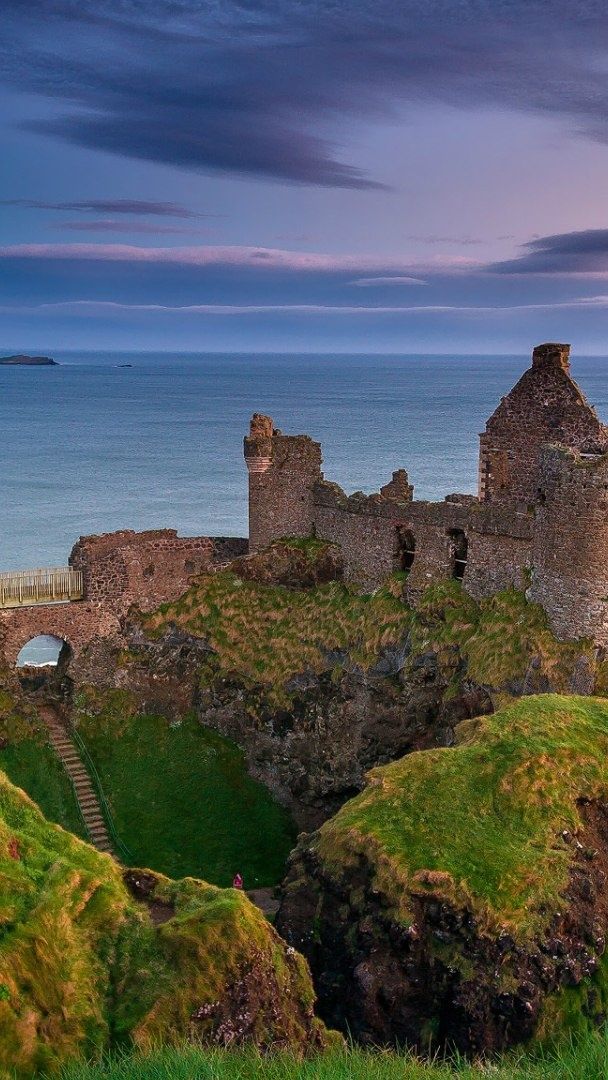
[448,529,468,581]
[395,527,416,573]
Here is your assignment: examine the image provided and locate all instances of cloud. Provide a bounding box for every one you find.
[6,295,608,318]
[3,2,608,187]
[19,226,608,281]
[0,242,469,274]
[489,230,608,276]
[1,198,199,217]
[351,276,428,287]
[54,220,201,235]
[404,236,484,247]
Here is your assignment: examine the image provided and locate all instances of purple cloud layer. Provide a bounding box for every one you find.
[4,2,608,188]
[490,231,608,275]
[5,229,608,278]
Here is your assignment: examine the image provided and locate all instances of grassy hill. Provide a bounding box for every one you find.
[72,694,296,887]
[0,768,331,1078]
[0,688,85,839]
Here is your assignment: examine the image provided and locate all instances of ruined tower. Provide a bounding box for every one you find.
[529,445,608,646]
[478,343,608,509]
[244,414,323,552]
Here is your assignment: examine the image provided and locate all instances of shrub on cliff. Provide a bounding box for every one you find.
[0,772,332,1078]
[277,695,608,1055]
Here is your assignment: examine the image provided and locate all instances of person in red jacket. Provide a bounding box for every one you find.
[232,872,243,889]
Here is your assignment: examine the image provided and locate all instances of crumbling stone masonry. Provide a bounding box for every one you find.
[0,530,247,668]
[244,343,608,645]
[479,342,608,508]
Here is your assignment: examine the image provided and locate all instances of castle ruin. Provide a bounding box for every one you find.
[245,343,608,645]
[2,341,608,672]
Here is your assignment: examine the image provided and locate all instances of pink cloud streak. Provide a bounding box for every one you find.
[0,243,477,274]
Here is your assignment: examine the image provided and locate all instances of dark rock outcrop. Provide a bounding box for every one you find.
[0,354,57,365]
[197,659,492,829]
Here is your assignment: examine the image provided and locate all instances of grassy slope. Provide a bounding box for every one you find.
[74,694,296,887]
[0,688,85,839]
[141,572,412,706]
[0,770,328,1078]
[139,569,601,709]
[407,583,595,700]
[0,740,86,841]
[56,1030,608,1080]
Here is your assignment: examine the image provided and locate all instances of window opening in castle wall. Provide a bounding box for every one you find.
[395,527,416,573]
[448,529,468,581]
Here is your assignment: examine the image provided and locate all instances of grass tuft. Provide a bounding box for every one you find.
[54,1028,608,1080]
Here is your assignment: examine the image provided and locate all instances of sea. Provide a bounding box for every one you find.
[3,350,608,575]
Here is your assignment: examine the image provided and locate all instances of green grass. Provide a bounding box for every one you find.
[0,769,329,1077]
[286,695,608,1046]
[318,694,608,937]
[140,569,601,709]
[55,1030,608,1080]
[277,536,337,562]
[407,583,594,700]
[0,686,86,840]
[0,738,86,841]
[74,695,296,887]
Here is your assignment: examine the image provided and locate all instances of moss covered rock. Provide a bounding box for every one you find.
[0,772,333,1078]
[277,695,608,1055]
[228,537,344,589]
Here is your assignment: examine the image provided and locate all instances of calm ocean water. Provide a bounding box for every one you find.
[3,351,608,573]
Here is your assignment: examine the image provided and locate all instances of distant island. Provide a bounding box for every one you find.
[0,354,58,366]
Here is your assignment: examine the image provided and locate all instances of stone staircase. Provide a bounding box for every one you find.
[41,706,115,856]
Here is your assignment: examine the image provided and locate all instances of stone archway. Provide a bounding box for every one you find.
[15,634,73,691]
[16,634,70,669]
[0,601,122,671]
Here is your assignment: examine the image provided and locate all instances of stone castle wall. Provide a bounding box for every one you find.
[313,480,532,595]
[69,529,223,614]
[529,446,608,645]
[0,602,122,668]
[244,415,323,552]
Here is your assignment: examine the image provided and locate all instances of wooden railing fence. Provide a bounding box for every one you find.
[0,567,83,609]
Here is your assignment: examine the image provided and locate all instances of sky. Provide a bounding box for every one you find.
[3,2,608,353]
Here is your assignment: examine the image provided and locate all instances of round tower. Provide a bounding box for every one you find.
[243,414,323,553]
[529,445,608,645]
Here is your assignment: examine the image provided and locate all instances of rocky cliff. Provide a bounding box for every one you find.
[276,695,608,1055]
